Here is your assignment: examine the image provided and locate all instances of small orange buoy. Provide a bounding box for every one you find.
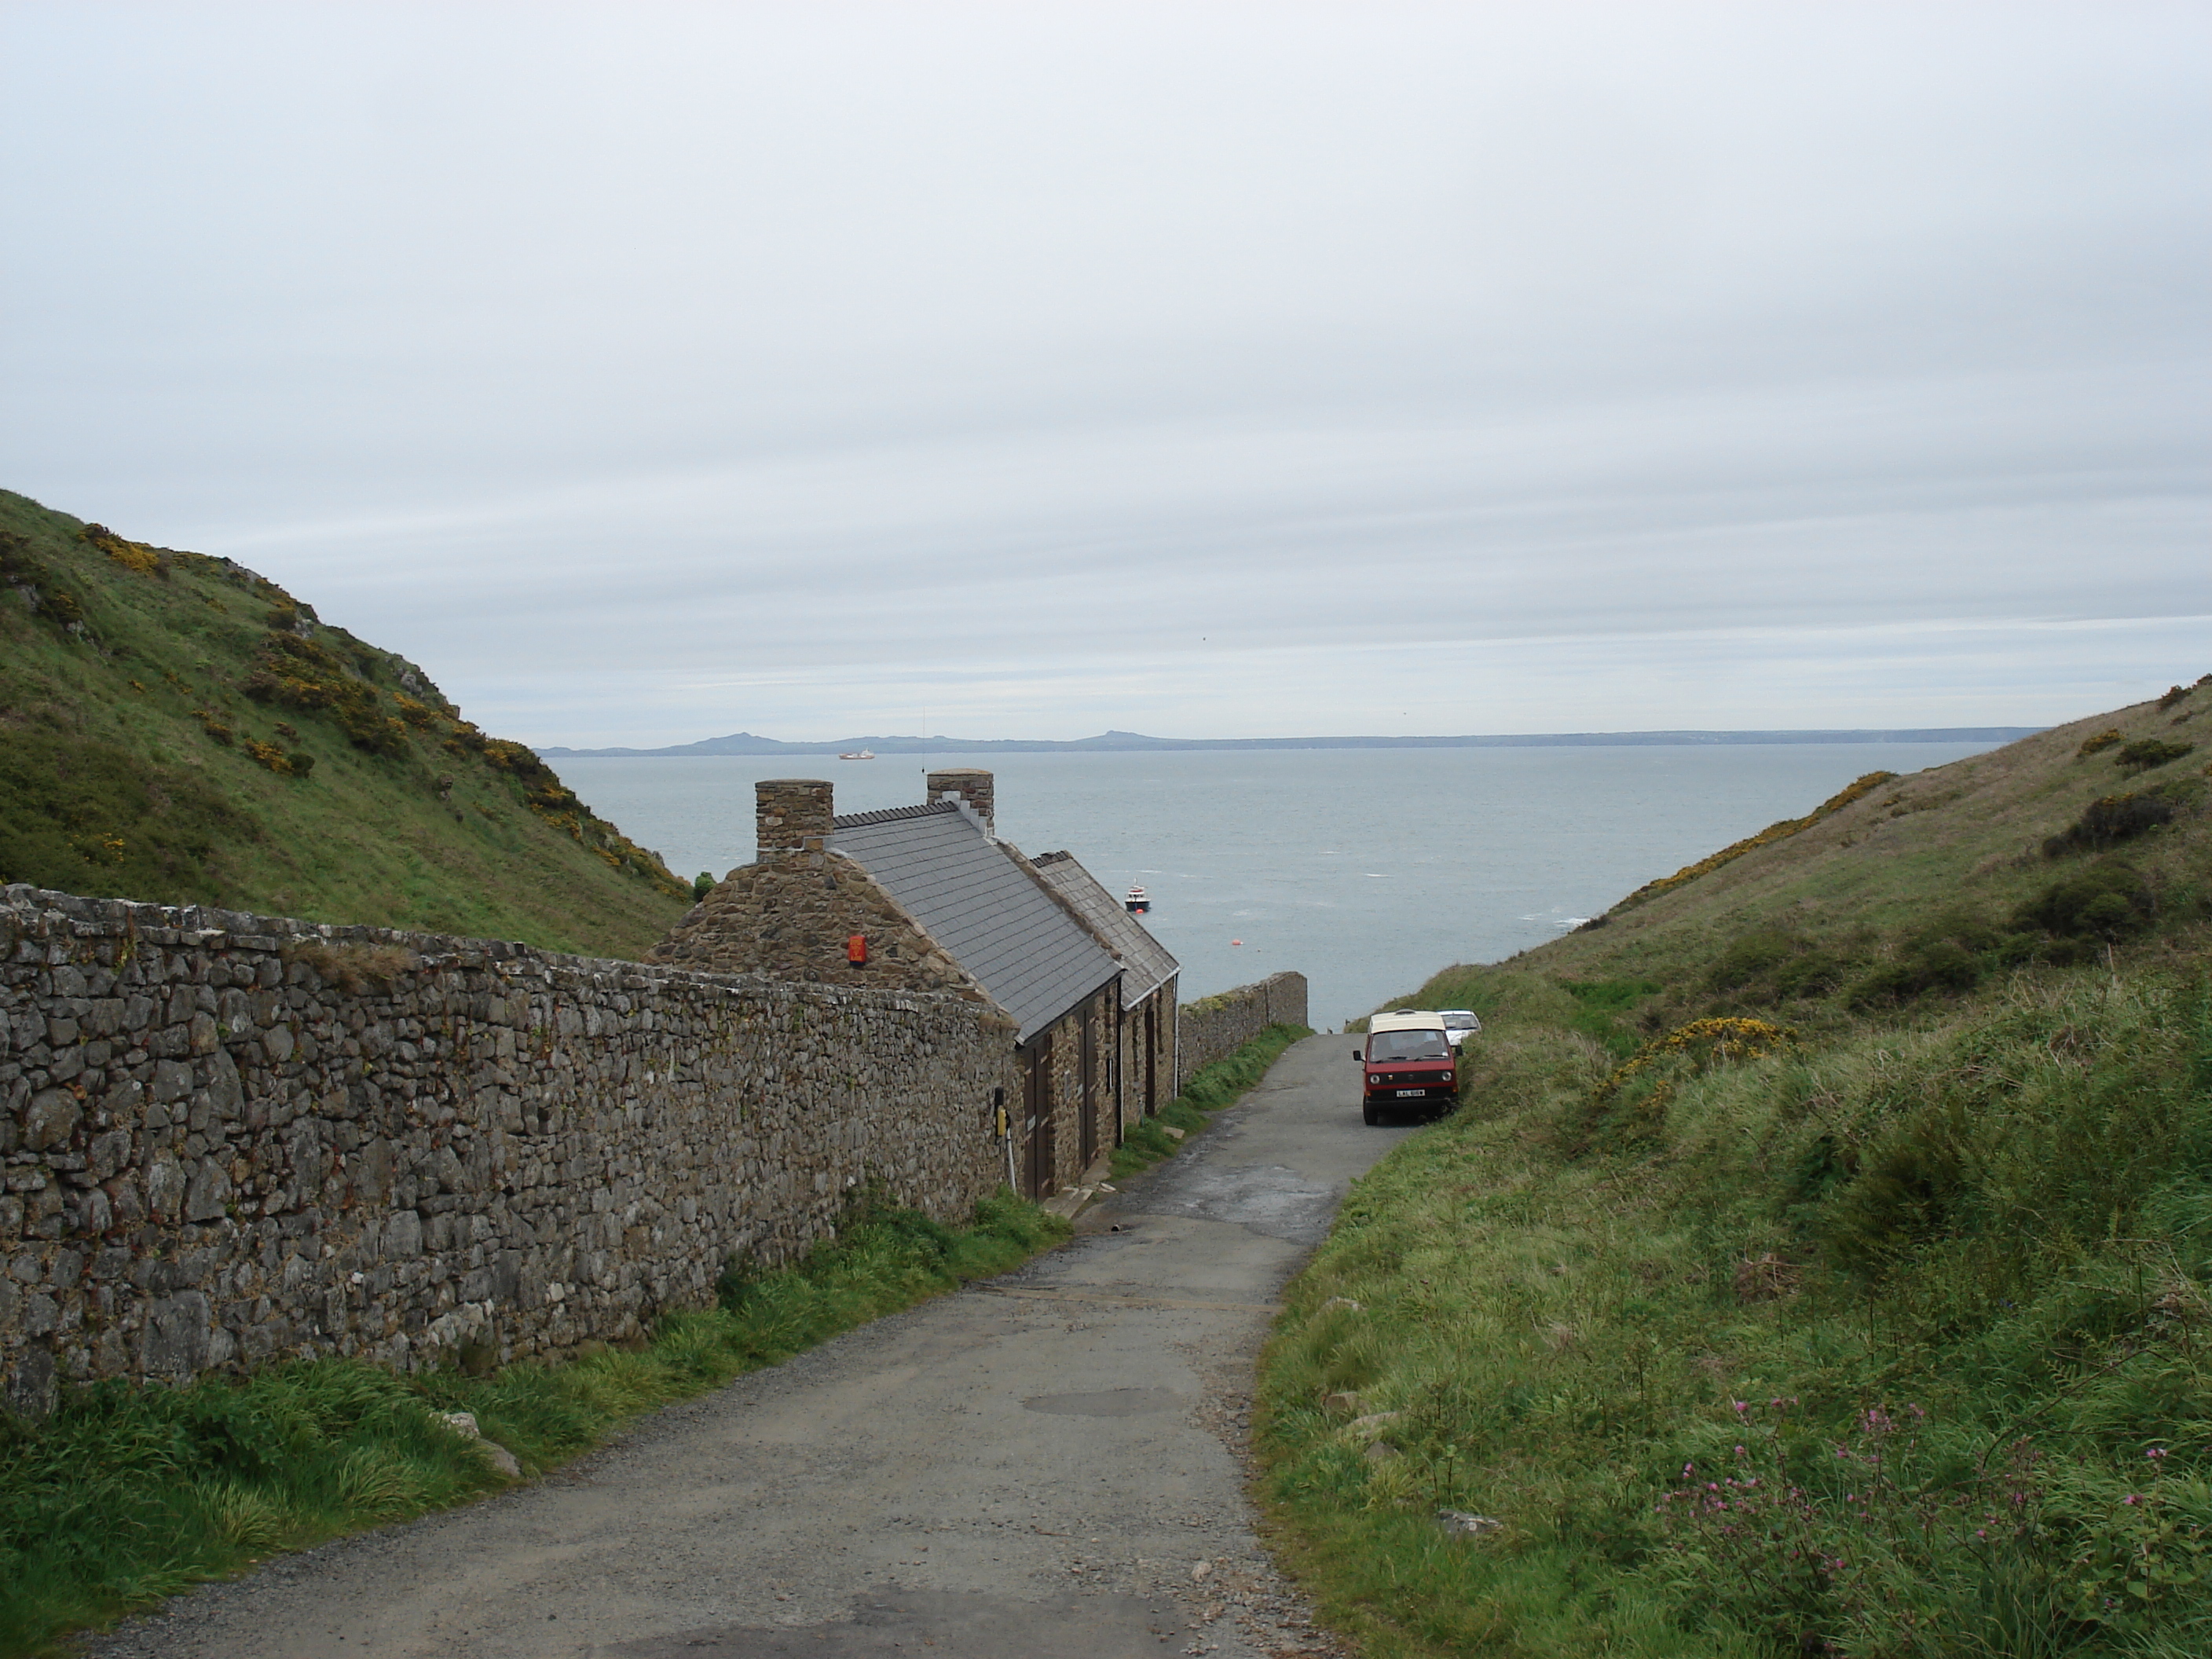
[1231,939,1243,947]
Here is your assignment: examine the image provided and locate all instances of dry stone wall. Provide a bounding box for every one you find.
[1,885,1018,1416]
[1176,972,1309,1092]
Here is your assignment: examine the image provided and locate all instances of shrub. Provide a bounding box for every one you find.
[2078,729,2124,756]
[692,872,716,903]
[391,694,440,731]
[2156,683,2193,711]
[2044,790,2177,856]
[1570,1016,1792,1152]
[241,631,410,756]
[1822,1104,1971,1277]
[242,740,294,775]
[1769,948,1847,1001]
[2016,861,2154,940]
[1707,933,1802,992]
[0,528,40,577]
[82,522,167,577]
[2117,737,2196,775]
[1850,938,1983,1006]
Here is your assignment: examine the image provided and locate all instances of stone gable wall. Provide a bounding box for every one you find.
[1176,972,1309,1092]
[649,851,981,997]
[1,886,1018,1416]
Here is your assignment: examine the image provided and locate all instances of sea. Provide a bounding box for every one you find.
[555,742,2007,1032]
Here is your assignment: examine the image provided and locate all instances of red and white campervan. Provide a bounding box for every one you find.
[1353,1010,1458,1125]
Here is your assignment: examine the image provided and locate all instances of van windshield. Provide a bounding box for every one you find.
[1369,1029,1449,1061]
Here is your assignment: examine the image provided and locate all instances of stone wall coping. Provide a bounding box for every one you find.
[0,885,989,1022]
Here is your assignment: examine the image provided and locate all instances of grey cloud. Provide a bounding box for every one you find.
[2,2,2206,742]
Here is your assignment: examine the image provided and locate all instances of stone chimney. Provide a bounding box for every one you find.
[926,769,995,837]
[756,778,834,863]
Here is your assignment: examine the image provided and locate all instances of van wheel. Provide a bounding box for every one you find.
[1362,1100,1380,1126]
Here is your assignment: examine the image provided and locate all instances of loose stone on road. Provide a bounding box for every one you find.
[83,1035,1417,1659]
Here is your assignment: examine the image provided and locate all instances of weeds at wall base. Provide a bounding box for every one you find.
[0,1190,1066,1659]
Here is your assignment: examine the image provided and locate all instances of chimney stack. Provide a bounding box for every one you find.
[926,768,995,837]
[756,778,834,862]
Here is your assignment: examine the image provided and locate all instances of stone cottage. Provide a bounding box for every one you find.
[648,771,1123,1198]
[1030,850,1179,1139]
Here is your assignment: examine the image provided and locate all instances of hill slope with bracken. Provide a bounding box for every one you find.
[1258,683,2212,1658]
[0,489,688,956]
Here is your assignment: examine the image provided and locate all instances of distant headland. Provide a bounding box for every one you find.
[537,726,2045,759]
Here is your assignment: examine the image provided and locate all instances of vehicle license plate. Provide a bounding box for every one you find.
[1395,1088,1423,1097]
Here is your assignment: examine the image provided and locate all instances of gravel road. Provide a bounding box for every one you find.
[81,1033,1414,1659]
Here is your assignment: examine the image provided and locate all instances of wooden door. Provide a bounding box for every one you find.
[1149,1002,1160,1115]
[1023,1035,1054,1197]
[1079,999,1098,1168]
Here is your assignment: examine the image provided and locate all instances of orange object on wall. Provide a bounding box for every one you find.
[847,933,868,964]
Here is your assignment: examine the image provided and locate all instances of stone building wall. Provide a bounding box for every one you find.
[1117,980,1177,1127]
[1176,971,1309,1092]
[1017,988,1114,1197]
[648,779,983,996]
[1,885,1018,1415]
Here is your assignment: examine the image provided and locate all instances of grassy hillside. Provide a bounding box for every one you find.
[1258,681,2212,1657]
[0,489,688,956]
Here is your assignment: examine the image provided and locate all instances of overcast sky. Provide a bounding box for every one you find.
[4,2,2206,745]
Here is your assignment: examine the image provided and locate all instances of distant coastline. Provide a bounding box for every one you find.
[537,725,2045,759]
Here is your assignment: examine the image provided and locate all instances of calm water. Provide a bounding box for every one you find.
[557,744,2001,1031]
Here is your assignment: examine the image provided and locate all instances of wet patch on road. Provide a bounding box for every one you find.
[1126,1163,1340,1246]
[598,1588,1176,1657]
[1022,1388,1186,1417]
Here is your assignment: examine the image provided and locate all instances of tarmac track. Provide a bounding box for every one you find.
[80,1034,1417,1659]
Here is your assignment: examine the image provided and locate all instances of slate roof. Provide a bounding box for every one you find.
[1031,851,1180,1009]
[829,803,1120,1044]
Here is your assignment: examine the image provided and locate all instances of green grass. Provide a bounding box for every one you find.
[1258,680,2212,1657]
[0,1188,1066,1659]
[0,489,688,957]
[1110,1022,1311,1179]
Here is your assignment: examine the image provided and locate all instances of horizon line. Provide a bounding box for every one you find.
[537,724,2049,759]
